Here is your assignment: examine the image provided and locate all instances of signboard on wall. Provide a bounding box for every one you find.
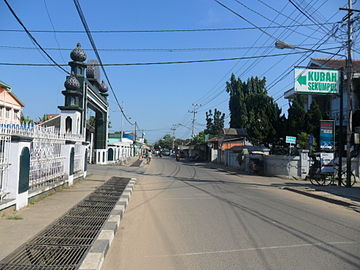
[320,152,334,173]
[294,68,339,94]
[320,120,335,150]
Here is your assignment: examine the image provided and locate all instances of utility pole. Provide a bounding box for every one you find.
[171,125,176,151]
[171,123,180,151]
[120,103,124,141]
[340,0,360,187]
[189,104,201,138]
[134,121,137,156]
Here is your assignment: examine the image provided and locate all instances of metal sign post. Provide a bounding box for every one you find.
[286,136,296,156]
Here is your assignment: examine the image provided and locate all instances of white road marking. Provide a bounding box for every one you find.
[145,241,357,258]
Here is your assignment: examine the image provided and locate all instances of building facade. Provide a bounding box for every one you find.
[0,80,24,125]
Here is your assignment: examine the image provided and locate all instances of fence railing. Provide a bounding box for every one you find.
[0,135,11,200]
[29,139,66,191]
[0,124,83,141]
[74,143,82,173]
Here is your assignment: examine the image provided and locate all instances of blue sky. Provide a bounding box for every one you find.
[0,0,357,143]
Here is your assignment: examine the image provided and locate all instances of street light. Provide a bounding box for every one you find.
[275,40,353,187]
[275,40,345,57]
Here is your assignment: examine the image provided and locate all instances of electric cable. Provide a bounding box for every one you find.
[214,0,278,40]
[0,50,308,66]
[231,0,321,40]
[43,0,66,63]
[0,23,337,33]
[3,0,69,74]
[72,0,135,127]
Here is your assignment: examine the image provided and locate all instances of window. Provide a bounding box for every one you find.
[14,110,18,120]
[5,109,10,119]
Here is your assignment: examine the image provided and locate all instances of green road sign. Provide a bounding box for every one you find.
[294,68,339,94]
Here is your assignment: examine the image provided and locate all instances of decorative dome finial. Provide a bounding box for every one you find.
[64,72,81,90]
[70,43,87,62]
[100,80,108,93]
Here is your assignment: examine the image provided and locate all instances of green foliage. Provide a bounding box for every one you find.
[297,132,316,150]
[205,108,225,136]
[191,131,206,144]
[225,74,281,146]
[287,95,307,136]
[154,134,173,149]
[6,215,23,220]
[20,114,33,124]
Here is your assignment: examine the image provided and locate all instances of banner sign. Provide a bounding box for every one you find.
[320,152,334,173]
[320,120,335,150]
[294,68,339,94]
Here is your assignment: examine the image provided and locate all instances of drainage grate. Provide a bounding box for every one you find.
[0,177,130,270]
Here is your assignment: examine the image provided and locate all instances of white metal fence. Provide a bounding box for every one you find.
[0,135,11,200]
[29,139,65,191]
[74,142,82,173]
[0,124,84,195]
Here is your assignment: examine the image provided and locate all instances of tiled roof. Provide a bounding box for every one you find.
[310,58,360,73]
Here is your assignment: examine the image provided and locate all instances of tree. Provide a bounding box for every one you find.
[154,134,173,149]
[305,100,322,144]
[205,108,225,136]
[226,74,247,128]
[20,114,33,124]
[191,131,206,144]
[225,74,281,146]
[286,95,307,137]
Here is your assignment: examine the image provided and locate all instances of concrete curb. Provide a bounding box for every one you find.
[282,186,360,212]
[79,177,137,270]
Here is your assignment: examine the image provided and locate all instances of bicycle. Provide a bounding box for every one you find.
[328,165,357,187]
[306,157,333,185]
[306,160,357,186]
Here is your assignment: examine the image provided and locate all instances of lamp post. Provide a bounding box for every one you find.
[275,40,349,187]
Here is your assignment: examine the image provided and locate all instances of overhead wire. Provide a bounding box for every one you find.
[231,0,321,40]
[3,0,69,74]
[0,50,308,66]
[43,0,66,63]
[0,43,340,52]
[288,0,331,34]
[72,0,135,127]
[0,22,337,33]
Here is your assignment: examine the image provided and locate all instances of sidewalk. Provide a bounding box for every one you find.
[0,163,139,261]
[203,161,360,212]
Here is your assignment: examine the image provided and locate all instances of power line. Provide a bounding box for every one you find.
[0,51,309,67]
[72,0,134,126]
[288,0,331,34]
[214,0,278,40]
[3,0,69,74]
[0,43,340,52]
[231,0,322,40]
[0,23,337,33]
[43,0,66,63]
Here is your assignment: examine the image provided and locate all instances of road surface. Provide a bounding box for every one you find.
[102,157,360,270]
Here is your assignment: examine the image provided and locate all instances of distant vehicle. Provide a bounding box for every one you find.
[161,149,171,156]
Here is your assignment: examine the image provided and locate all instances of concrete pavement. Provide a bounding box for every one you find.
[102,157,360,270]
[204,161,360,212]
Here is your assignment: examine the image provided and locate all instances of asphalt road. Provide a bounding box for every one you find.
[102,157,360,270]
